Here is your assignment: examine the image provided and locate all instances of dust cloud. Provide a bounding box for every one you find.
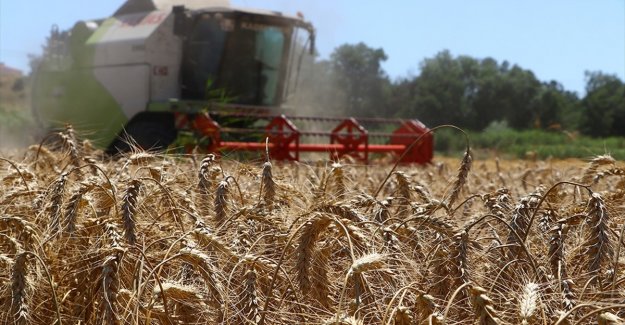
[0,66,43,151]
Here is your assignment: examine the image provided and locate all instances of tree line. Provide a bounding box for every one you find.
[292,43,625,137]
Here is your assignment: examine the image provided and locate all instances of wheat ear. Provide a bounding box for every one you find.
[11,252,30,325]
[417,294,443,324]
[581,154,615,184]
[582,193,614,278]
[392,305,413,325]
[241,265,260,324]
[214,179,229,226]
[48,172,69,234]
[121,179,142,245]
[469,286,501,325]
[63,124,83,172]
[446,148,472,208]
[260,161,276,206]
[64,181,93,235]
[597,312,624,325]
[296,214,332,295]
[310,244,332,305]
[519,282,540,324]
[330,162,346,199]
[197,154,221,211]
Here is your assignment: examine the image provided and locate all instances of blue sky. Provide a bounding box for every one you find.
[1,0,623,95]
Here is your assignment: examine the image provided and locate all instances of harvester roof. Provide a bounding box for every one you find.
[115,0,231,15]
[114,0,305,21]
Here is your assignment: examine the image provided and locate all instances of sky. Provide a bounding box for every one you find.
[0,0,624,96]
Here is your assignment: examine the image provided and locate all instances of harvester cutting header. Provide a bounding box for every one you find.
[32,0,432,163]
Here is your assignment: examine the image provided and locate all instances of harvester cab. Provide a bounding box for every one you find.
[32,0,433,164]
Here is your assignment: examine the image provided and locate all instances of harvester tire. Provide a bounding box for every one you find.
[107,113,177,154]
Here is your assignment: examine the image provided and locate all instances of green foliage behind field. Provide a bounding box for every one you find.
[435,127,625,160]
[296,44,625,139]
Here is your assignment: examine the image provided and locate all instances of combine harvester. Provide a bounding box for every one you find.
[32,0,432,164]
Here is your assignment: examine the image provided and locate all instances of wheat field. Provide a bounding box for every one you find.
[1,128,625,324]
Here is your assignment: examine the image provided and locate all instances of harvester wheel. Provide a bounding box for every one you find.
[107,113,177,154]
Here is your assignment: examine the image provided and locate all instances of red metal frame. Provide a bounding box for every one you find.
[390,120,433,164]
[266,115,300,161]
[330,118,368,162]
[179,113,433,164]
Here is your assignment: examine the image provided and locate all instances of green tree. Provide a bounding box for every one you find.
[393,51,544,130]
[531,81,580,130]
[407,50,474,127]
[580,71,625,137]
[499,65,541,129]
[470,57,507,129]
[330,43,390,117]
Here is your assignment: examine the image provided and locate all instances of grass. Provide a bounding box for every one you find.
[435,127,625,160]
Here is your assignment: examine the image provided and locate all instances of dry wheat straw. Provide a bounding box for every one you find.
[324,315,364,325]
[153,282,204,302]
[193,221,239,261]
